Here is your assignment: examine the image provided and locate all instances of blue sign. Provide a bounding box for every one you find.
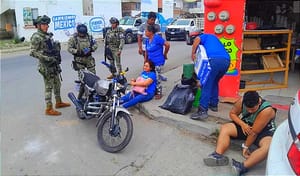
[89,17,105,32]
[52,15,76,30]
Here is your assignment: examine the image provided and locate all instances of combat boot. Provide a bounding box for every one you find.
[107,74,113,79]
[55,97,71,108]
[55,102,71,108]
[45,105,61,116]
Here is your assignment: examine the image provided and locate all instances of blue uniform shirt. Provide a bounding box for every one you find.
[199,34,230,61]
[141,70,157,96]
[145,34,166,66]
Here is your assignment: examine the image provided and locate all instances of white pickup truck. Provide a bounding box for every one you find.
[165,18,204,45]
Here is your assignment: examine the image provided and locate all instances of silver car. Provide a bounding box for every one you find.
[266,89,300,175]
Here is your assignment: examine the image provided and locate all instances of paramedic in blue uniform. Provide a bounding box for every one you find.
[190,33,230,120]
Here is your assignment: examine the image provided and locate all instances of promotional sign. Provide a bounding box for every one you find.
[204,0,246,100]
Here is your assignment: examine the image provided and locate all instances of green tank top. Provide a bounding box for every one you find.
[241,99,277,133]
[241,100,271,125]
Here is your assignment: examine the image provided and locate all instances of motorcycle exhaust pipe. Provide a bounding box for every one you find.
[68,92,83,110]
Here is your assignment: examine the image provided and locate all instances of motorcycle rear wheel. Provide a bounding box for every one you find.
[97,111,133,153]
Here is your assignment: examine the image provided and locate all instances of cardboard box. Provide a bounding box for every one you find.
[262,54,284,69]
[243,38,261,50]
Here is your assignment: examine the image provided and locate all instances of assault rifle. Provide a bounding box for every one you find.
[104,29,113,62]
[44,35,63,80]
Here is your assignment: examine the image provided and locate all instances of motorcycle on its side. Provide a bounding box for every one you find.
[68,61,133,153]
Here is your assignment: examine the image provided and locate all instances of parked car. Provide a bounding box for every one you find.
[186,30,202,45]
[102,16,146,44]
[119,16,146,44]
[165,18,203,44]
[266,89,300,175]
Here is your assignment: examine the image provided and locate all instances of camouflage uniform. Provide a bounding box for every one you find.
[30,15,70,116]
[67,31,98,78]
[105,26,125,74]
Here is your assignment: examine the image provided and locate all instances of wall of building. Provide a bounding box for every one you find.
[141,0,158,13]
[161,0,173,19]
[13,0,122,42]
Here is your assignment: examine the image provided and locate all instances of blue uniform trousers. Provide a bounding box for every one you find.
[199,58,230,110]
[121,92,154,108]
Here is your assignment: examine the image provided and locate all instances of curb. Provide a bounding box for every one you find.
[137,103,222,138]
[134,65,291,147]
[134,65,232,139]
[0,39,104,55]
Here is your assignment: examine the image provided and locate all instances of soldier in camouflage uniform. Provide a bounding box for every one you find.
[67,24,98,80]
[30,15,70,116]
[104,17,125,79]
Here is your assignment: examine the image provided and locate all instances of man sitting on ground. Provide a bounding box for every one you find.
[203,91,276,175]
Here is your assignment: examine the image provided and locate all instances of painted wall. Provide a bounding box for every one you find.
[14,0,121,42]
[162,0,173,19]
[141,0,158,13]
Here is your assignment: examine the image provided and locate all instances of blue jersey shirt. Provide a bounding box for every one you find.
[141,70,157,96]
[145,34,166,66]
[199,34,230,61]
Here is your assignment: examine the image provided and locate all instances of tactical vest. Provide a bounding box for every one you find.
[31,30,62,76]
[32,31,60,65]
[73,34,93,56]
[105,27,123,48]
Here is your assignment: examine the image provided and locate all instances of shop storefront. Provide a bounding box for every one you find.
[203,0,299,100]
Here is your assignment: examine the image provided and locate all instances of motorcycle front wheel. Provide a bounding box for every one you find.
[97,111,133,153]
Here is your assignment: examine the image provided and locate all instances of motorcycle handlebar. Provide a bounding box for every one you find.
[101,61,111,68]
[101,61,129,75]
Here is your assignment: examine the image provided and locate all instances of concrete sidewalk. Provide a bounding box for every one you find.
[136,65,297,141]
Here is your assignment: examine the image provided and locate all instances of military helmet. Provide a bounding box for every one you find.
[109,17,119,24]
[76,24,88,34]
[36,15,51,24]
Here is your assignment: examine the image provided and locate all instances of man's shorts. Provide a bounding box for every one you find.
[231,122,274,146]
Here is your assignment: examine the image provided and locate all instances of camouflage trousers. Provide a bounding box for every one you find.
[108,49,122,74]
[74,56,96,78]
[41,73,61,107]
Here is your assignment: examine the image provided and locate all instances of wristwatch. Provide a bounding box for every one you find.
[242,143,249,149]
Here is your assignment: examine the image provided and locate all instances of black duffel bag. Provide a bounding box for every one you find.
[160,84,195,115]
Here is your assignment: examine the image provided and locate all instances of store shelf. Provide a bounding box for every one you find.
[243,29,292,35]
[242,48,287,54]
[240,29,292,91]
[241,67,286,74]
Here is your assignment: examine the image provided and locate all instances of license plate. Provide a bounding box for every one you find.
[171,32,175,34]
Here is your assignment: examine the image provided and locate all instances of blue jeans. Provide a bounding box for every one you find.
[199,58,230,111]
[121,91,154,108]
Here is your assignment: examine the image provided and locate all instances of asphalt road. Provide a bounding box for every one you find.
[1,41,265,175]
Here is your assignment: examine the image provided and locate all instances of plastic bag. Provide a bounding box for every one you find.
[160,84,195,115]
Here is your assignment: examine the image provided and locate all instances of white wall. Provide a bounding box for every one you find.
[141,0,158,13]
[174,0,183,9]
[14,0,121,42]
[162,0,173,19]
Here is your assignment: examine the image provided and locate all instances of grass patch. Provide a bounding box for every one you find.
[0,39,30,50]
